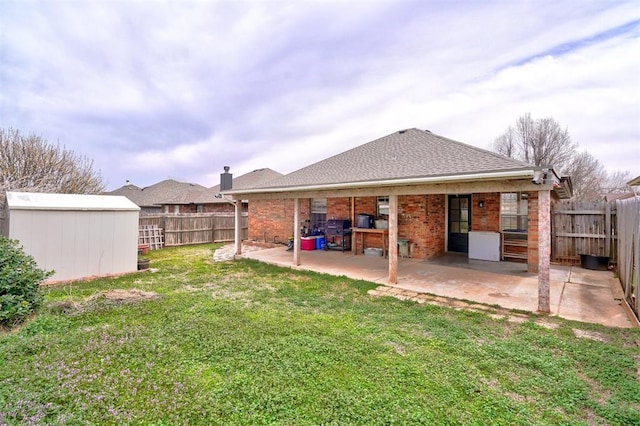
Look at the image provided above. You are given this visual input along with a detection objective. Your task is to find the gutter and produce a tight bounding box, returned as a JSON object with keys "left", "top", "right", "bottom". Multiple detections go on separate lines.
{"left": 224, "top": 169, "right": 537, "bottom": 196}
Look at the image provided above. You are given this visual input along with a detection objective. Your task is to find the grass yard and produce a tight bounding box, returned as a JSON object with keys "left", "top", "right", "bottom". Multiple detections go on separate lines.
{"left": 1, "top": 244, "right": 639, "bottom": 425}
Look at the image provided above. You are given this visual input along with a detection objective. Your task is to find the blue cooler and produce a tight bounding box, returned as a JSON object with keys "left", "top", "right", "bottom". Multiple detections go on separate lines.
{"left": 316, "top": 236, "right": 326, "bottom": 250}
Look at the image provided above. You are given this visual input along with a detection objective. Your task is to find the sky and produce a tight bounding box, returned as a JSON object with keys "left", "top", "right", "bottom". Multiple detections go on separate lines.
{"left": 1, "top": 0, "right": 639, "bottom": 191}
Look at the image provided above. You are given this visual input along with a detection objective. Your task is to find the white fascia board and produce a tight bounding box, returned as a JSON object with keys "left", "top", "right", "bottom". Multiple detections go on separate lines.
{"left": 224, "top": 169, "right": 537, "bottom": 195}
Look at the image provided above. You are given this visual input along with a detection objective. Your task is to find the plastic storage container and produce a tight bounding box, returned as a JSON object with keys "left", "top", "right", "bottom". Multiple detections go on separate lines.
{"left": 364, "top": 247, "right": 383, "bottom": 256}
{"left": 301, "top": 237, "right": 316, "bottom": 250}
{"left": 316, "top": 236, "right": 326, "bottom": 250}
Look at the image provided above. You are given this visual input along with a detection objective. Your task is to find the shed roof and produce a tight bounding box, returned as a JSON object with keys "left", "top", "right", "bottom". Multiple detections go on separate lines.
{"left": 226, "top": 128, "right": 538, "bottom": 194}
{"left": 6, "top": 191, "right": 140, "bottom": 211}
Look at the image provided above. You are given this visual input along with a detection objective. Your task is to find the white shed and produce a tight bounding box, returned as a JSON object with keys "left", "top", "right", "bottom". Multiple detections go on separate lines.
{"left": 2, "top": 191, "right": 140, "bottom": 283}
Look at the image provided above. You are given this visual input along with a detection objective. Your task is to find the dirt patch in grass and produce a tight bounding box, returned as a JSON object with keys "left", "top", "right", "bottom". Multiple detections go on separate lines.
{"left": 572, "top": 329, "right": 608, "bottom": 342}
{"left": 91, "top": 289, "right": 158, "bottom": 302}
{"left": 49, "top": 289, "right": 159, "bottom": 314}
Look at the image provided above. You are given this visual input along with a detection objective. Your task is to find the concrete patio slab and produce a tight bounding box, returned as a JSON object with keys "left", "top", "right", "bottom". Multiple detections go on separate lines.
{"left": 235, "top": 245, "right": 636, "bottom": 328}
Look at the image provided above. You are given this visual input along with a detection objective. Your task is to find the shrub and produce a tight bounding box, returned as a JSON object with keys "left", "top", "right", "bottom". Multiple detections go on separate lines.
{"left": 0, "top": 236, "right": 52, "bottom": 327}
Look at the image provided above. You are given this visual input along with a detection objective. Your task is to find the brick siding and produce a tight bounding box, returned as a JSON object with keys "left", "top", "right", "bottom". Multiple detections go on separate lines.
{"left": 471, "top": 192, "right": 500, "bottom": 232}
{"left": 247, "top": 191, "right": 540, "bottom": 262}
{"left": 248, "top": 198, "right": 310, "bottom": 244}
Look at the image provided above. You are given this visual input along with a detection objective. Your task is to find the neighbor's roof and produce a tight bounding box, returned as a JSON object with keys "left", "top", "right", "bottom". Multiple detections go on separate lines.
{"left": 210, "top": 168, "right": 283, "bottom": 192}
{"left": 107, "top": 179, "right": 214, "bottom": 206}
{"left": 226, "top": 128, "right": 538, "bottom": 194}
{"left": 107, "top": 184, "right": 145, "bottom": 205}
{"left": 141, "top": 179, "right": 214, "bottom": 205}
{"left": 107, "top": 169, "right": 283, "bottom": 207}
{"left": 6, "top": 191, "right": 140, "bottom": 211}
{"left": 627, "top": 176, "right": 640, "bottom": 186}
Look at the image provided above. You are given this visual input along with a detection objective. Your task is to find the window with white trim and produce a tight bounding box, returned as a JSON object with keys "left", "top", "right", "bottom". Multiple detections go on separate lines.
{"left": 500, "top": 192, "right": 528, "bottom": 232}
{"left": 310, "top": 198, "right": 327, "bottom": 231}
{"left": 378, "top": 196, "right": 389, "bottom": 217}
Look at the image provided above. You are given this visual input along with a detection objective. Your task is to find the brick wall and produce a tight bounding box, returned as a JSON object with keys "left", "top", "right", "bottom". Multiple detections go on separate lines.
{"left": 411, "top": 194, "right": 446, "bottom": 258}
{"left": 471, "top": 192, "right": 500, "bottom": 232}
{"left": 353, "top": 197, "right": 377, "bottom": 217}
{"left": 247, "top": 192, "right": 508, "bottom": 260}
{"left": 248, "top": 198, "right": 310, "bottom": 243}
{"left": 327, "top": 197, "right": 351, "bottom": 219}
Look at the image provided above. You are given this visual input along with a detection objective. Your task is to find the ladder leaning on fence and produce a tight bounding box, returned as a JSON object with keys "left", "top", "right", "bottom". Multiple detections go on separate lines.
{"left": 139, "top": 225, "right": 164, "bottom": 250}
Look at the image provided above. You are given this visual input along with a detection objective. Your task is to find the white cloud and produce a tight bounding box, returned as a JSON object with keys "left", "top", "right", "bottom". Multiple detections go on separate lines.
{"left": 1, "top": 1, "right": 638, "bottom": 189}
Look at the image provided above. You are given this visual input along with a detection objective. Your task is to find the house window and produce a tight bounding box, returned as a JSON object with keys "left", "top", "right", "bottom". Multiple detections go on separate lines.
{"left": 378, "top": 196, "right": 389, "bottom": 217}
{"left": 500, "top": 192, "right": 528, "bottom": 232}
{"left": 310, "top": 198, "right": 326, "bottom": 231}
{"left": 174, "top": 205, "right": 180, "bottom": 214}
{"left": 196, "top": 205, "right": 203, "bottom": 213}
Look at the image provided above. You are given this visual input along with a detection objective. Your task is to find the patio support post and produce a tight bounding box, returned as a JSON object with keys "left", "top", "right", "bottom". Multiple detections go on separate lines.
{"left": 234, "top": 199, "right": 242, "bottom": 256}
{"left": 388, "top": 194, "right": 398, "bottom": 284}
{"left": 537, "top": 190, "right": 551, "bottom": 313}
{"left": 293, "top": 197, "right": 301, "bottom": 266}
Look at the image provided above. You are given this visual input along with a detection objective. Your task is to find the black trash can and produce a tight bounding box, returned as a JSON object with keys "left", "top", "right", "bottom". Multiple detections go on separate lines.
{"left": 579, "top": 254, "right": 609, "bottom": 271}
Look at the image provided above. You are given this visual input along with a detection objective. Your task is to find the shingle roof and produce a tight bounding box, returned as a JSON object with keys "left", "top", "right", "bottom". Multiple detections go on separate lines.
{"left": 107, "top": 169, "right": 283, "bottom": 207}
{"left": 244, "top": 128, "right": 536, "bottom": 191}
{"left": 209, "top": 168, "right": 283, "bottom": 192}
{"left": 107, "top": 184, "right": 146, "bottom": 205}
{"left": 107, "top": 179, "right": 214, "bottom": 206}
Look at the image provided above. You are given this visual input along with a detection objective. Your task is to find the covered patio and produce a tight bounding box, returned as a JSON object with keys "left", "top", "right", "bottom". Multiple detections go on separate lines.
{"left": 226, "top": 129, "right": 574, "bottom": 314}
{"left": 237, "top": 244, "right": 636, "bottom": 328}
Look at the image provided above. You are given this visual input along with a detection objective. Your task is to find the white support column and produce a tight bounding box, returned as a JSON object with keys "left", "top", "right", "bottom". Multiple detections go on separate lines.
{"left": 234, "top": 200, "right": 242, "bottom": 256}
{"left": 293, "top": 198, "right": 301, "bottom": 266}
{"left": 388, "top": 194, "right": 398, "bottom": 284}
{"left": 537, "top": 190, "right": 551, "bottom": 313}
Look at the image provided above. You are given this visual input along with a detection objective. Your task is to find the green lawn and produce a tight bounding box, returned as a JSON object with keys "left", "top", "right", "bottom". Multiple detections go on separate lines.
{"left": 1, "top": 244, "right": 639, "bottom": 425}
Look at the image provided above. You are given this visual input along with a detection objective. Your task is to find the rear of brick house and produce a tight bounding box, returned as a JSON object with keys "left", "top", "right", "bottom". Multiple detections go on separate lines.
{"left": 226, "top": 128, "right": 572, "bottom": 312}
{"left": 247, "top": 190, "right": 546, "bottom": 266}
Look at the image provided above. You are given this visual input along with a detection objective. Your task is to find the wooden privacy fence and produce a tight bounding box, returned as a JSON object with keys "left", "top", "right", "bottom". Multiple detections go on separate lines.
{"left": 616, "top": 196, "right": 639, "bottom": 319}
{"left": 139, "top": 213, "right": 248, "bottom": 247}
{"left": 551, "top": 200, "right": 617, "bottom": 265}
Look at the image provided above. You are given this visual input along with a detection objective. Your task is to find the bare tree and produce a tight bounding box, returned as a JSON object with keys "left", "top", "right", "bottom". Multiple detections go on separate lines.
{"left": 603, "top": 170, "right": 632, "bottom": 194}
{"left": 492, "top": 113, "right": 577, "bottom": 172}
{"left": 564, "top": 151, "right": 607, "bottom": 201}
{"left": 0, "top": 128, "right": 105, "bottom": 210}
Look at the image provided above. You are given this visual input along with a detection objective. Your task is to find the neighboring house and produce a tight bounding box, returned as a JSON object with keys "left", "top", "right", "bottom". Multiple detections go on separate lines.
{"left": 225, "top": 128, "right": 572, "bottom": 312}
{"left": 626, "top": 175, "right": 640, "bottom": 189}
{"left": 604, "top": 175, "right": 640, "bottom": 202}
{"left": 108, "top": 168, "right": 282, "bottom": 215}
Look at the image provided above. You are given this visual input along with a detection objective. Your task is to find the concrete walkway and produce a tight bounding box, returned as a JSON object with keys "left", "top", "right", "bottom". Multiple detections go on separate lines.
{"left": 221, "top": 244, "right": 637, "bottom": 328}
